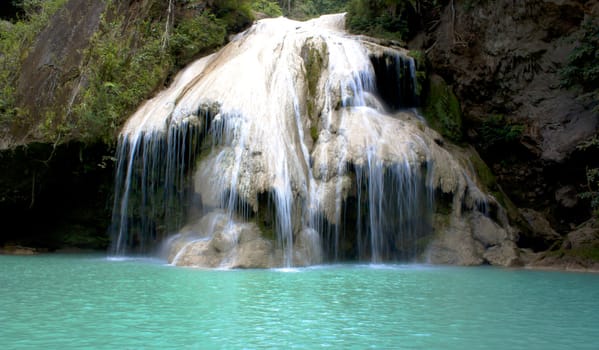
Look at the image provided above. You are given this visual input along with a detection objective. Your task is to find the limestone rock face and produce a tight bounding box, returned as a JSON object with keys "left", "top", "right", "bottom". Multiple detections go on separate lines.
{"left": 413, "top": 0, "right": 598, "bottom": 237}
{"left": 117, "top": 14, "right": 518, "bottom": 268}
{"left": 524, "top": 219, "right": 599, "bottom": 272}
{"left": 519, "top": 208, "right": 562, "bottom": 250}
{"left": 168, "top": 212, "right": 283, "bottom": 269}
{"left": 11, "top": 0, "right": 107, "bottom": 146}
{"left": 564, "top": 221, "right": 599, "bottom": 250}
{"left": 427, "top": 212, "right": 520, "bottom": 267}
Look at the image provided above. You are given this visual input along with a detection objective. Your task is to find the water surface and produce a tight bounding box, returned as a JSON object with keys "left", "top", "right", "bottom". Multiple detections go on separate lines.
{"left": 1, "top": 254, "right": 598, "bottom": 349}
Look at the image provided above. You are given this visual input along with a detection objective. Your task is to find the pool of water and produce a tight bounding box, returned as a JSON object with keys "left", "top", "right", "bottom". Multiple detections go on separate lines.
{"left": 1, "top": 254, "right": 598, "bottom": 349}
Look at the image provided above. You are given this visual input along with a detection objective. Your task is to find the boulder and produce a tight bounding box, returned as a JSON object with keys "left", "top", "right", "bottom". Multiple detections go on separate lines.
{"left": 519, "top": 208, "right": 563, "bottom": 249}
{"left": 427, "top": 212, "right": 520, "bottom": 267}
{"left": 563, "top": 220, "right": 599, "bottom": 250}
{"left": 483, "top": 241, "right": 520, "bottom": 267}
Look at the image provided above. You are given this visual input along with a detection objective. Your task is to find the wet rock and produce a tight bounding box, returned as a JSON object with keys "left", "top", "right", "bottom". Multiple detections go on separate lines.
{"left": 168, "top": 213, "right": 281, "bottom": 268}
{"left": 519, "top": 208, "right": 562, "bottom": 249}
{"left": 426, "top": 214, "right": 484, "bottom": 266}
{"left": 0, "top": 245, "right": 38, "bottom": 255}
{"left": 564, "top": 220, "right": 599, "bottom": 250}
{"left": 427, "top": 211, "right": 520, "bottom": 267}
{"left": 412, "top": 0, "right": 598, "bottom": 235}
{"left": 235, "top": 239, "right": 277, "bottom": 269}
{"left": 483, "top": 241, "right": 520, "bottom": 267}
{"left": 555, "top": 185, "right": 579, "bottom": 209}
{"left": 526, "top": 219, "right": 599, "bottom": 272}
{"left": 472, "top": 213, "right": 508, "bottom": 247}
{"left": 14, "top": 0, "right": 107, "bottom": 143}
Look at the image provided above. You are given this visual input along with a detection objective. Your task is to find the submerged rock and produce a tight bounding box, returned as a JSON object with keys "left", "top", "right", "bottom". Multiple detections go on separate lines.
{"left": 0, "top": 245, "right": 38, "bottom": 255}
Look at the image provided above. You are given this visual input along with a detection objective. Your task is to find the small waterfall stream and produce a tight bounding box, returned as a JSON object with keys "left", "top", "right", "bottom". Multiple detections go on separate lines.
{"left": 109, "top": 14, "right": 492, "bottom": 268}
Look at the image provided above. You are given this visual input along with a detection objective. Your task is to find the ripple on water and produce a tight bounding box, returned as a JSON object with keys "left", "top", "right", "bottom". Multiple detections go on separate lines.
{"left": 1, "top": 255, "right": 598, "bottom": 349}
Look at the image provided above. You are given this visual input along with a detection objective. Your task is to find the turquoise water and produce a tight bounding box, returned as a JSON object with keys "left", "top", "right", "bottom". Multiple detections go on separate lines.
{"left": 1, "top": 255, "right": 598, "bottom": 349}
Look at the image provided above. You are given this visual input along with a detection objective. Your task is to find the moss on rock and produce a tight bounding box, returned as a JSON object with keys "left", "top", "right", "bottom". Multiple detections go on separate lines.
{"left": 422, "top": 75, "right": 463, "bottom": 142}
{"left": 469, "top": 153, "right": 497, "bottom": 191}
{"left": 301, "top": 40, "right": 327, "bottom": 119}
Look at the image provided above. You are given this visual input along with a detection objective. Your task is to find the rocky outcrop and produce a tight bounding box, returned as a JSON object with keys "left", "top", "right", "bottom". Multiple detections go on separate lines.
{"left": 410, "top": 0, "right": 599, "bottom": 250}
{"left": 524, "top": 218, "right": 599, "bottom": 271}
{"left": 0, "top": 245, "right": 40, "bottom": 255}
{"left": 7, "top": 0, "right": 107, "bottom": 146}
{"left": 167, "top": 212, "right": 282, "bottom": 268}
{"left": 519, "top": 208, "right": 562, "bottom": 248}
{"left": 427, "top": 210, "right": 521, "bottom": 267}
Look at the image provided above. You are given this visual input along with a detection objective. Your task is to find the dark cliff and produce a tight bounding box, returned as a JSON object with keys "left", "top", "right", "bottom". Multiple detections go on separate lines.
{"left": 409, "top": 0, "right": 598, "bottom": 267}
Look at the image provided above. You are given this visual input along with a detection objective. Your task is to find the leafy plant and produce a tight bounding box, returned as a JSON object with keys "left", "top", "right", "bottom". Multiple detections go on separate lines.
{"left": 169, "top": 12, "right": 227, "bottom": 65}
{"left": 274, "top": 0, "right": 348, "bottom": 19}
{"left": 560, "top": 18, "right": 599, "bottom": 112}
{"left": 580, "top": 167, "right": 599, "bottom": 217}
{"left": 252, "top": 0, "right": 283, "bottom": 17}
{"left": 1, "top": 0, "right": 255, "bottom": 145}
{"left": 478, "top": 114, "right": 523, "bottom": 151}
{"left": 69, "top": 0, "right": 249, "bottom": 144}
{"left": 346, "top": 0, "right": 410, "bottom": 40}
{"left": 0, "top": 0, "right": 68, "bottom": 128}
{"left": 578, "top": 137, "right": 599, "bottom": 217}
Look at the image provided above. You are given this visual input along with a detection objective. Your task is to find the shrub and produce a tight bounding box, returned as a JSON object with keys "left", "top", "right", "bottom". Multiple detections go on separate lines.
{"left": 251, "top": 0, "right": 283, "bottom": 17}
{"left": 560, "top": 18, "right": 599, "bottom": 112}
{"left": 578, "top": 137, "right": 599, "bottom": 217}
{"left": 346, "top": 0, "right": 410, "bottom": 40}
{"left": 0, "top": 0, "right": 68, "bottom": 127}
{"left": 170, "top": 12, "right": 227, "bottom": 65}
{"left": 478, "top": 114, "right": 523, "bottom": 151}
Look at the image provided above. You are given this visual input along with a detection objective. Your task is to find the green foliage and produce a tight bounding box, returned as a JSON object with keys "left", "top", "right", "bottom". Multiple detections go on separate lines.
{"left": 560, "top": 18, "right": 599, "bottom": 112}
{"left": 170, "top": 12, "right": 227, "bottom": 65}
{"left": 0, "top": 0, "right": 67, "bottom": 127}
{"left": 346, "top": 0, "right": 410, "bottom": 40}
{"left": 566, "top": 246, "right": 599, "bottom": 261}
{"left": 213, "top": 0, "right": 254, "bottom": 32}
{"left": 252, "top": 0, "right": 283, "bottom": 17}
{"left": 70, "top": 0, "right": 245, "bottom": 143}
{"left": 422, "top": 76, "right": 463, "bottom": 142}
{"left": 580, "top": 167, "right": 599, "bottom": 217}
{"left": 1, "top": 0, "right": 252, "bottom": 144}
{"left": 551, "top": 244, "right": 599, "bottom": 262}
{"left": 478, "top": 114, "right": 523, "bottom": 151}
{"left": 310, "top": 0, "right": 349, "bottom": 14}
{"left": 277, "top": 0, "right": 348, "bottom": 20}
{"left": 578, "top": 137, "right": 599, "bottom": 217}
{"left": 345, "top": 0, "right": 447, "bottom": 40}
{"left": 75, "top": 6, "right": 229, "bottom": 143}
{"left": 73, "top": 11, "right": 172, "bottom": 143}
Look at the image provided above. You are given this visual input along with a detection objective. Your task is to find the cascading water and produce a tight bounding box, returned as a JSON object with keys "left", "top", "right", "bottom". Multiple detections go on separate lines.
{"left": 109, "top": 13, "right": 495, "bottom": 268}
{"left": 110, "top": 118, "right": 202, "bottom": 255}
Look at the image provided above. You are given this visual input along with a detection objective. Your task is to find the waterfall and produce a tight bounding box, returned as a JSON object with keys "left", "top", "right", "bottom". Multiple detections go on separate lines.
{"left": 109, "top": 14, "right": 490, "bottom": 268}
{"left": 109, "top": 118, "right": 202, "bottom": 255}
